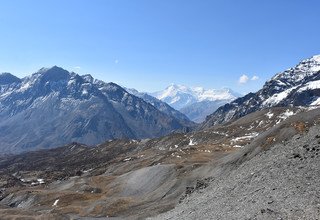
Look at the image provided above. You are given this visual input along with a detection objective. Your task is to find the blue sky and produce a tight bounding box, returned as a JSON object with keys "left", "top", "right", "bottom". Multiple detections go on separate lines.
{"left": 0, "top": 0, "right": 319, "bottom": 94}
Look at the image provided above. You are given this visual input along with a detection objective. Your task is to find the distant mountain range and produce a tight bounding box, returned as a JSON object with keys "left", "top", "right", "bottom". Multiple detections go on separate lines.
{"left": 151, "top": 84, "right": 240, "bottom": 122}
{"left": 0, "top": 66, "right": 194, "bottom": 154}
{"left": 202, "top": 55, "right": 320, "bottom": 128}
{"left": 125, "top": 88, "right": 191, "bottom": 123}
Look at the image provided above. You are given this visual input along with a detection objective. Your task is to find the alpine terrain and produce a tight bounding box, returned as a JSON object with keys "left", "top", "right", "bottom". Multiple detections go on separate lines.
{"left": 0, "top": 55, "right": 320, "bottom": 219}
{"left": 202, "top": 55, "right": 320, "bottom": 128}
{"left": 0, "top": 66, "right": 194, "bottom": 154}
{"left": 125, "top": 88, "right": 192, "bottom": 124}
{"left": 152, "top": 84, "right": 240, "bottom": 122}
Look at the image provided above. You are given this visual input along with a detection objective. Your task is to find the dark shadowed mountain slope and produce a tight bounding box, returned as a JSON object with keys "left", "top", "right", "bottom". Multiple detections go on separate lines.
{"left": 0, "top": 73, "right": 21, "bottom": 85}
{"left": 202, "top": 55, "right": 320, "bottom": 128}
{"left": 0, "top": 66, "right": 193, "bottom": 154}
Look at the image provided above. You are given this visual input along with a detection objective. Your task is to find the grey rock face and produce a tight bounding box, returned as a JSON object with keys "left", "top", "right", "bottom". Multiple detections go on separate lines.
{"left": 0, "top": 67, "right": 193, "bottom": 154}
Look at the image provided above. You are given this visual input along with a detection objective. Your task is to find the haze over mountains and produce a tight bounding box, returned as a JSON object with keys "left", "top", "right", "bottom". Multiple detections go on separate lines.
{"left": 0, "top": 67, "right": 194, "bottom": 154}
{"left": 125, "top": 87, "right": 191, "bottom": 123}
{"left": 151, "top": 84, "right": 240, "bottom": 122}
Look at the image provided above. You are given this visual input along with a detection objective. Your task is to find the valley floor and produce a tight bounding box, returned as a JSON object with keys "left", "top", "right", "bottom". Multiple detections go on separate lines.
{"left": 0, "top": 107, "right": 319, "bottom": 219}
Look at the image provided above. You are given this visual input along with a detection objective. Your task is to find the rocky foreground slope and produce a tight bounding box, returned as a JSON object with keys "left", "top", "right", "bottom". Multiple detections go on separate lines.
{"left": 0, "top": 106, "right": 318, "bottom": 219}
{"left": 152, "top": 110, "right": 320, "bottom": 220}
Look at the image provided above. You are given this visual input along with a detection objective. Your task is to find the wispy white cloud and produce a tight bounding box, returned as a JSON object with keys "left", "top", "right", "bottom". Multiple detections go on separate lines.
{"left": 239, "top": 74, "right": 249, "bottom": 84}
{"left": 251, "top": 75, "right": 259, "bottom": 81}
{"left": 73, "top": 66, "right": 81, "bottom": 70}
{"left": 114, "top": 59, "right": 119, "bottom": 64}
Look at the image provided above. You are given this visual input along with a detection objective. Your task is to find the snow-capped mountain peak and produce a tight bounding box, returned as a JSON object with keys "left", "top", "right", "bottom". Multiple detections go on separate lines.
{"left": 151, "top": 84, "right": 240, "bottom": 122}
{"left": 0, "top": 67, "right": 195, "bottom": 153}
{"left": 193, "top": 87, "right": 239, "bottom": 102}
{"left": 157, "top": 84, "right": 190, "bottom": 100}
{"left": 153, "top": 84, "right": 239, "bottom": 108}
{"left": 270, "top": 54, "right": 320, "bottom": 84}
{"left": 202, "top": 54, "right": 320, "bottom": 127}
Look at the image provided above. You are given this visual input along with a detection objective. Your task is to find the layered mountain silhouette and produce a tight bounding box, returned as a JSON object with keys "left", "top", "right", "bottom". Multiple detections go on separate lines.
{"left": 125, "top": 88, "right": 192, "bottom": 123}
{"left": 0, "top": 66, "right": 194, "bottom": 154}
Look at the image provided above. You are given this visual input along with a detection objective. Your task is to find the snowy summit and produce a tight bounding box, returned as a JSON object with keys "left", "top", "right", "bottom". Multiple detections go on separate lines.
{"left": 150, "top": 84, "right": 240, "bottom": 122}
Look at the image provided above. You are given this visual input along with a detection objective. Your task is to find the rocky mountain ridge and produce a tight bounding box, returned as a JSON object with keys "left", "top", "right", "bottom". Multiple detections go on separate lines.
{"left": 202, "top": 55, "right": 320, "bottom": 128}
{"left": 0, "top": 66, "right": 194, "bottom": 154}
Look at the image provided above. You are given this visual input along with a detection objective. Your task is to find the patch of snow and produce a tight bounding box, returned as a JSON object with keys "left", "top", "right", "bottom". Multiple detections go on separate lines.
{"left": 52, "top": 199, "right": 59, "bottom": 207}
{"left": 265, "top": 111, "right": 274, "bottom": 119}
{"left": 233, "top": 145, "right": 243, "bottom": 148}
{"left": 37, "top": 179, "right": 45, "bottom": 184}
{"left": 0, "top": 91, "right": 13, "bottom": 98}
{"left": 67, "top": 78, "right": 76, "bottom": 86}
{"left": 83, "top": 168, "right": 93, "bottom": 173}
{"left": 311, "top": 97, "right": 320, "bottom": 106}
{"left": 188, "top": 139, "right": 197, "bottom": 146}
{"left": 123, "top": 157, "right": 132, "bottom": 162}
{"left": 231, "top": 132, "right": 259, "bottom": 143}
{"left": 130, "top": 139, "right": 138, "bottom": 143}
{"left": 298, "top": 80, "right": 320, "bottom": 92}
{"left": 312, "top": 55, "right": 320, "bottom": 63}
{"left": 212, "top": 131, "right": 229, "bottom": 136}
{"left": 310, "top": 66, "right": 320, "bottom": 72}
{"left": 263, "top": 86, "right": 298, "bottom": 106}
{"left": 257, "top": 121, "right": 264, "bottom": 127}
{"left": 248, "top": 125, "right": 254, "bottom": 130}
{"left": 82, "top": 89, "right": 88, "bottom": 95}
{"left": 170, "top": 152, "right": 181, "bottom": 158}
{"left": 278, "top": 109, "right": 295, "bottom": 120}
{"left": 18, "top": 82, "right": 32, "bottom": 92}
{"left": 276, "top": 80, "right": 287, "bottom": 86}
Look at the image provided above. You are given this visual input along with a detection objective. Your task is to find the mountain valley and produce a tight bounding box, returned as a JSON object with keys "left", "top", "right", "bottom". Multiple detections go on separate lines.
{"left": 0, "top": 55, "right": 320, "bottom": 219}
